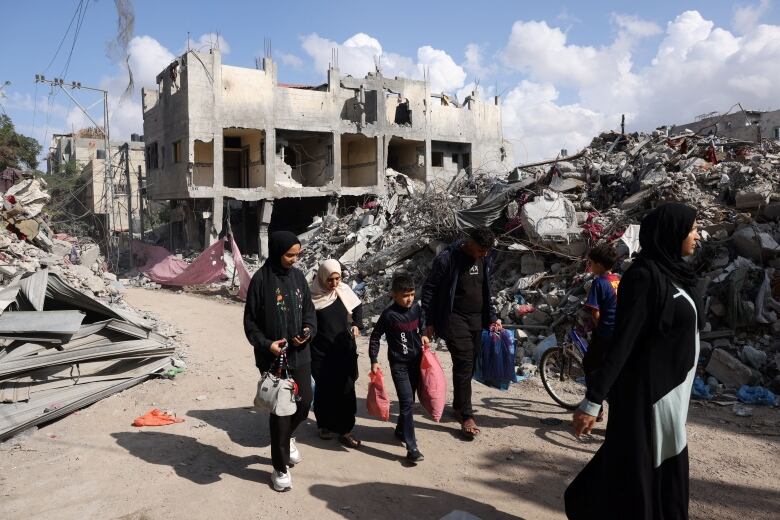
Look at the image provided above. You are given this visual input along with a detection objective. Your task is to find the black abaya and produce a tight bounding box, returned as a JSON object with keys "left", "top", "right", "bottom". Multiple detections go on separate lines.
{"left": 311, "top": 299, "right": 362, "bottom": 435}
{"left": 566, "top": 203, "right": 700, "bottom": 520}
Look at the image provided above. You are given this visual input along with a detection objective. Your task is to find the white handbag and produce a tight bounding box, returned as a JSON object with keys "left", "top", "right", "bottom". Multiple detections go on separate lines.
{"left": 254, "top": 355, "right": 297, "bottom": 416}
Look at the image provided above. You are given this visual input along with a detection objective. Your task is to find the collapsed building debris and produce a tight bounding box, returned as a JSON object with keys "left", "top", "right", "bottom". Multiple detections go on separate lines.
{"left": 0, "top": 178, "right": 181, "bottom": 441}
{"left": 124, "top": 125, "right": 779, "bottom": 403}
{"left": 290, "top": 129, "right": 780, "bottom": 398}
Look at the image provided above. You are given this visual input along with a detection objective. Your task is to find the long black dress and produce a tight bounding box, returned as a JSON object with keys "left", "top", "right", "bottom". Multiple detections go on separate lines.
{"left": 311, "top": 299, "right": 363, "bottom": 435}
{"left": 565, "top": 264, "right": 699, "bottom": 520}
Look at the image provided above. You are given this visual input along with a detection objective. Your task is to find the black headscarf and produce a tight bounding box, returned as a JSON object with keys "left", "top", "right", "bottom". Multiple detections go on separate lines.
{"left": 634, "top": 203, "right": 704, "bottom": 332}
{"left": 266, "top": 231, "right": 301, "bottom": 273}
{"left": 260, "top": 231, "right": 303, "bottom": 343}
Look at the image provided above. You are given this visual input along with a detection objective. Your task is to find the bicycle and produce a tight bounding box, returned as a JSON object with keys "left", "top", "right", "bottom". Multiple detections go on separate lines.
{"left": 539, "top": 320, "right": 589, "bottom": 410}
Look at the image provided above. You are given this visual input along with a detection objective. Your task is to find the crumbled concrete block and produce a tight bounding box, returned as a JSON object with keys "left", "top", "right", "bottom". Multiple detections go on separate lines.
{"left": 338, "top": 241, "right": 369, "bottom": 266}
{"left": 705, "top": 348, "right": 754, "bottom": 388}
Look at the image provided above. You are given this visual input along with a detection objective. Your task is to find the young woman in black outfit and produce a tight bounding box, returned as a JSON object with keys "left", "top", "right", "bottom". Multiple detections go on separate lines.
{"left": 565, "top": 203, "right": 702, "bottom": 520}
{"left": 309, "top": 259, "right": 364, "bottom": 448}
{"left": 244, "top": 231, "right": 317, "bottom": 492}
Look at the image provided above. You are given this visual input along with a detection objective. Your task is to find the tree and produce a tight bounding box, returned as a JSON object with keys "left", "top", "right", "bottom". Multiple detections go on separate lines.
{"left": 0, "top": 114, "right": 41, "bottom": 171}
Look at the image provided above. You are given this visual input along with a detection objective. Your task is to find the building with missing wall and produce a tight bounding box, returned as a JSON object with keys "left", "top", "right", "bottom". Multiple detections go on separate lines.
{"left": 142, "top": 48, "right": 513, "bottom": 256}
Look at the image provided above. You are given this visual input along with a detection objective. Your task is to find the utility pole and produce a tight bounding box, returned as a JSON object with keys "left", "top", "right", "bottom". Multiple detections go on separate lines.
{"left": 137, "top": 165, "right": 145, "bottom": 241}
{"left": 621, "top": 114, "right": 626, "bottom": 135}
{"left": 35, "top": 74, "right": 118, "bottom": 269}
{"left": 122, "top": 143, "right": 134, "bottom": 270}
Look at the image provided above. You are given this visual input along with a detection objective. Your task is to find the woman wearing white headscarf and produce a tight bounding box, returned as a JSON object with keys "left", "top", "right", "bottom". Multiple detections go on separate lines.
{"left": 309, "top": 259, "right": 364, "bottom": 447}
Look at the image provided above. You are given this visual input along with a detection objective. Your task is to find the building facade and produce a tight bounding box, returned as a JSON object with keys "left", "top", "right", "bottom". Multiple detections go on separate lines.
{"left": 48, "top": 134, "right": 146, "bottom": 233}
{"left": 670, "top": 109, "right": 780, "bottom": 142}
{"left": 142, "top": 48, "right": 513, "bottom": 254}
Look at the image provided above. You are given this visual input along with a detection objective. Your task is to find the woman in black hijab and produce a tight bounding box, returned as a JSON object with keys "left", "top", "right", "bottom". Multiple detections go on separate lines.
{"left": 244, "top": 231, "right": 317, "bottom": 492}
{"left": 565, "top": 203, "right": 701, "bottom": 520}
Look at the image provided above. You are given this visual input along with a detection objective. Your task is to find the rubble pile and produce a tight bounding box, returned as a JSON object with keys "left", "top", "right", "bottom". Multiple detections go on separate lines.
{"left": 296, "top": 130, "right": 780, "bottom": 397}
{"left": 1, "top": 178, "right": 126, "bottom": 300}
{"left": 0, "top": 177, "right": 181, "bottom": 441}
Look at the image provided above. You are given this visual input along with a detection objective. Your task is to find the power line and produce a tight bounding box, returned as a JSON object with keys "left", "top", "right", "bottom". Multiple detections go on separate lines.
{"left": 34, "top": 0, "right": 85, "bottom": 139}
{"left": 60, "top": 0, "right": 90, "bottom": 79}
{"left": 44, "top": 1, "right": 83, "bottom": 74}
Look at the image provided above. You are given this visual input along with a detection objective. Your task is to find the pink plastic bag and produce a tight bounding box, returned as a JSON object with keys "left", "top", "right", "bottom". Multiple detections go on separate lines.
{"left": 367, "top": 368, "right": 390, "bottom": 421}
{"left": 418, "top": 344, "right": 446, "bottom": 422}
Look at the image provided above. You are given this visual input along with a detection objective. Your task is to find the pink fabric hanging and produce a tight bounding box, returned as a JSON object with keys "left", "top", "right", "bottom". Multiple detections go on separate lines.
{"left": 228, "top": 235, "right": 252, "bottom": 301}
{"left": 133, "top": 240, "right": 227, "bottom": 286}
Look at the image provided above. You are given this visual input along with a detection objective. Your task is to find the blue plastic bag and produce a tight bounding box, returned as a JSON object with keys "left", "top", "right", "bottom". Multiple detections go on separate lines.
{"left": 476, "top": 330, "right": 517, "bottom": 390}
{"left": 691, "top": 376, "right": 713, "bottom": 400}
{"left": 736, "top": 385, "right": 776, "bottom": 406}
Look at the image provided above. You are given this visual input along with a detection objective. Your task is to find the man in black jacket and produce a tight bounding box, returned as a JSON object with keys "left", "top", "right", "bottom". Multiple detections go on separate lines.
{"left": 421, "top": 227, "right": 501, "bottom": 439}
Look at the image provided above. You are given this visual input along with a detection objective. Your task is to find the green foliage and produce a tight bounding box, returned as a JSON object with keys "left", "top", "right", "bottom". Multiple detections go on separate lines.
{"left": 0, "top": 114, "right": 41, "bottom": 171}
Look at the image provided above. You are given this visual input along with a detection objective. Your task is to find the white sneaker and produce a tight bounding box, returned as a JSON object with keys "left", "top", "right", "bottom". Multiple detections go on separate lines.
{"left": 272, "top": 469, "right": 292, "bottom": 492}
{"left": 289, "top": 437, "right": 302, "bottom": 465}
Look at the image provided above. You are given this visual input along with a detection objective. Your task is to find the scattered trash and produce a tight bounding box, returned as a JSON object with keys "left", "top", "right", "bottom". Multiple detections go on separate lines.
{"left": 732, "top": 404, "right": 754, "bottom": 417}
{"left": 736, "top": 385, "right": 777, "bottom": 406}
{"left": 132, "top": 409, "right": 184, "bottom": 427}
{"left": 691, "top": 376, "right": 714, "bottom": 400}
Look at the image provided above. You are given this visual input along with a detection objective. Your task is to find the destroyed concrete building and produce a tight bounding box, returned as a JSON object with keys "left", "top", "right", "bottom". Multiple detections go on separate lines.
{"left": 141, "top": 49, "right": 513, "bottom": 255}
{"left": 47, "top": 133, "right": 147, "bottom": 233}
{"left": 670, "top": 108, "right": 780, "bottom": 142}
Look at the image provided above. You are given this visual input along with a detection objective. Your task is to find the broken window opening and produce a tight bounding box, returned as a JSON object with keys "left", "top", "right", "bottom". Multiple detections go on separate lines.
{"left": 146, "top": 142, "right": 159, "bottom": 169}
{"left": 173, "top": 141, "right": 182, "bottom": 163}
{"left": 222, "top": 128, "right": 266, "bottom": 188}
{"left": 342, "top": 133, "right": 378, "bottom": 187}
{"left": 193, "top": 139, "right": 214, "bottom": 187}
{"left": 341, "top": 88, "right": 378, "bottom": 125}
{"left": 394, "top": 98, "right": 412, "bottom": 125}
{"left": 431, "top": 140, "right": 471, "bottom": 180}
{"left": 275, "top": 129, "right": 334, "bottom": 188}
{"left": 387, "top": 137, "right": 425, "bottom": 181}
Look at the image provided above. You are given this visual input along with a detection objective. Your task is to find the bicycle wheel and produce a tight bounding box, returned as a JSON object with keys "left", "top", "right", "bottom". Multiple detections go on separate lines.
{"left": 540, "top": 345, "right": 587, "bottom": 410}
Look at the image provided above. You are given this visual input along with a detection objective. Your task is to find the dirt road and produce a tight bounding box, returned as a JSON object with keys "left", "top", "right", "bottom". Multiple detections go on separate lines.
{"left": 1, "top": 289, "right": 778, "bottom": 519}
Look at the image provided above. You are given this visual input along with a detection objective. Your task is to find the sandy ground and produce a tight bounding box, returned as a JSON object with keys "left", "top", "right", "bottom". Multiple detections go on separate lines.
{"left": 1, "top": 288, "right": 778, "bottom": 520}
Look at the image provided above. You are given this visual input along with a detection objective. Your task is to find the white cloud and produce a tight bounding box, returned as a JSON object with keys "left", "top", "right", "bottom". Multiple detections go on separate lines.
{"left": 300, "top": 32, "right": 466, "bottom": 94}
{"left": 279, "top": 52, "right": 304, "bottom": 70}
{"left": 463, "top": 43, "right": 496, "bottom": 78}
{"left": 501, "top": 81, "right": 608, "bottom": 163}
{"left": 733, "top": 0, "right": 772, "bottom": 34}
{"left": 64, "top": 33, "right": 215, "bottom": 140}
{"left": 496, "top": 10, "right": 780, "bottom": 160}
{"left": 186, "top": 32, "right": 230, "bottom": 55}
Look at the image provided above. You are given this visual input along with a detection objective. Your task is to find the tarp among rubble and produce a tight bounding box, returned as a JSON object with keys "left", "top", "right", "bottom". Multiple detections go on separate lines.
{"left": 133, "top": 238, "right": 252, "bottom": 300}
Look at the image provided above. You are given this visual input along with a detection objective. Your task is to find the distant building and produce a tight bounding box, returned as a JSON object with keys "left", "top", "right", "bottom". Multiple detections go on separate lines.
{"left": 670, "top": 108, "right": 780, "bottom": 142}
{"left": 47, "top": 133, "right": 146, "bottom": 233}
{"left": 141, "top": 48, "right": 513, "bottom": 254}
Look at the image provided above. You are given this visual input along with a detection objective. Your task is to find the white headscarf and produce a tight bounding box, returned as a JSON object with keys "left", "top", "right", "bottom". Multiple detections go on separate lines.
{"left": 310, "top": 259, "right": 362, "bottom": 312}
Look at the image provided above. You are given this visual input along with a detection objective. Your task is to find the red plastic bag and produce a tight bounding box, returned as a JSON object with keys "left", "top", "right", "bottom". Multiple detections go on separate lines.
{"left": 418, "top": 345, "right": 446, "bottom": 422}
{"left": 366, "top": 368, "right": 390, "bottom": 421}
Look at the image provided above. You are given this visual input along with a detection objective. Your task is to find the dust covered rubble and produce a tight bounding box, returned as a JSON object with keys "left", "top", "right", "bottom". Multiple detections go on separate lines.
{"left": 294, "top": 130, "right": 780, "bottom": 395}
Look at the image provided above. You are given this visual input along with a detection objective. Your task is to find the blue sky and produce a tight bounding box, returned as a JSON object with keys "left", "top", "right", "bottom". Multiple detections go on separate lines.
{"left": 2, "top": 0, "right": 779, "bottom": 163}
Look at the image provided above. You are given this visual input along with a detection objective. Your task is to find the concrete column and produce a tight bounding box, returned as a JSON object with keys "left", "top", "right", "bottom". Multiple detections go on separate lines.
{"left": 211, "top": 196, "right": 223, "bottom": 244}
{"left": 327, "top": 195, "right": 339, "bottom": 217}
{"left": 265, "top": 127, "right": 276, "bottom": 189}
{"left": 213, "top": 129, "right": 224, "bottom": 191}
{"left": 257, "top": 199, "right": 274, "bottom": 260}
{"left": 332, "top": 131, "right": 342, "bottom": 188}
{"left": 376, "top": 136, "right": 385, "bottom": 191}
{"left": 424, "top": 138, "right": 432, "bottom": 184}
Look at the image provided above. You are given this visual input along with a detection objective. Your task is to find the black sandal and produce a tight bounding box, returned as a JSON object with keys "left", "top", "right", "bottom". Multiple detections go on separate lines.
{"left": 339, "top": 433, "right": 362, "bottom": 448}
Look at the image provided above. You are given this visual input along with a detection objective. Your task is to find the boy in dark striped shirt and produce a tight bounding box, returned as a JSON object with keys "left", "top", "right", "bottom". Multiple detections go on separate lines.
{"left": 369, "top": 273, "right": 429, "bottom": 463}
